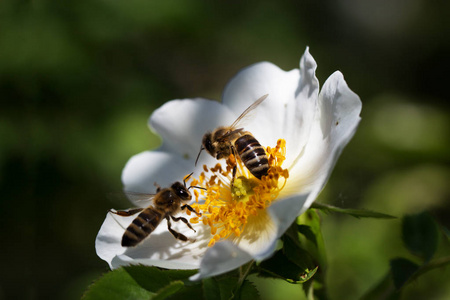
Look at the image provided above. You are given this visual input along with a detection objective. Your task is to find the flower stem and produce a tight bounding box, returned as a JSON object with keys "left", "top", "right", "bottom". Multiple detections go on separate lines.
{"left": 233, "top": 260, "right": 255, "bottom": 298}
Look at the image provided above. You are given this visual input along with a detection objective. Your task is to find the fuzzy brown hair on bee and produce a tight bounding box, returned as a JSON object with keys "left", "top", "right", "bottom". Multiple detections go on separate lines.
{"left": 196, "top": 94, "right": 269, "bottom": 180}
{"left": 110, "top": 173, "right": 203, "bottom": 247}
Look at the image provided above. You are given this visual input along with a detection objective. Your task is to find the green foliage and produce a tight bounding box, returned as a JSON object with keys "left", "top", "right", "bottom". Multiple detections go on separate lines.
{"left": 402, "top": 212, "right": 439, "bottom": 262}
{"left": 83, "top": 267, "right": 156, "bottom": 300}
{"left": 390, "top": 258, "right": 420, "bottom": 290}
{"left": 312, "top": 202, "right": 396, "bottom": 219}
{"left": 152, "top": 281, "right": 185, "bottom": 300}
{"left": 298, "top": 210, "right": 327, "bottom": 268}
{"left": 360, "top": 273, "right": 401, "bottom": 300}
{"left": 257, "top": 210, "right": 325, "bottom": 286}
{"left": 258, "top": 249, "right": 315, "bottom": 283}
{"left": 203, "top": 277, "right": 260, "bottom": 300}
{"left": 362, "top": 212, "right": 450, "bottom": 299}
{"left": 83, "top": 265, "right": 263, "bottom": 300}
{"left": 83, "top": 208, "right": 450, "bottom": 299}
{"left": 83, "top": 266, "right": 195, "bottom": 300}
{"left": 254, "top": 209, "right": 326, "bottom": 299}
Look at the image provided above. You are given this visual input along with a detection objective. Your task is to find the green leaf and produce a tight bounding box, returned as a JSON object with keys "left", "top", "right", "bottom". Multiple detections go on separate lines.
{"left": 362, "top": 257, "right": 450, "bottom": 300}
{"left": 298, "top": 266, "right": 318, "bottom": 283}
{"left": 362, "top": 256, "right": 449, "bottom": 300}
{"left": 390, "top": 258, "right": 420, "bottom": 290}
{"left": 360, "top": 273, "right": 401, "bottom": 300}
{"left": 83, "top": 266, "right": 199, "bottom": 300}
{"left": 409, "top": 255, "right": 450, "bottom": 283}
{"left": 83, "top": 267, "right": 156, "bottom": 300}
{"left": 258, "top": 249, "right": 315, "bottom": 283}
{"left": 216, "top": 277, "right": 235, "bottom": 300}
{"left": 165, "top": 284, "right": 203, "bottom": 300}
{"left": 258, "top": 211, "right": 323, "bottom": 291}
{"left": 402, "top": 212, "right": 439, "bottom": 261}
{"left": 443, "top": 226, "right": 450, "bottom": 240}
{"left": 298, "top": 210, "right": 327, "bottom": 269}
{"left": 153, "top": 281, "right": 184, "bottom": 300}
{"left": 163, "top": 269, "right": 197, "bottom": 284}
{"left": 203, "top": 277, "right": 220, "bottom": 300}
{"left": 283, "top": 234, "right": 315, "bottom": 271}
{"left": 311, "top": 202, "right": 396, "bottom": 219}
{"left": 203, "top": 277, "right": 260, "bottom": 300}
{"left": 123, "top": 265, "right": 171, "bottom": 292}
{"left": 237, "top": 279, "right": 260, "bottom": 300}
{"left": 297, "top": 225, "right": 317, "bottom": 247}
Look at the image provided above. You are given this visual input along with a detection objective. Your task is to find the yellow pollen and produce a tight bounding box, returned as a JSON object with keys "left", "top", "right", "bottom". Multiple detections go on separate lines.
{"left": 189, "top": 139, "right": 289, "bottom": 247}
{"left": 231, "top": 176, "right": 257, "bottom": 201}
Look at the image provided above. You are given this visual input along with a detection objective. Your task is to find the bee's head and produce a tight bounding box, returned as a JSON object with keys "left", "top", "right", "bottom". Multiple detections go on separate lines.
{"left": 195, "top": 134, "right": 211, "bottom": 166}
{"left": 202, "top": 132, "right": 215, "bottom": 156}
{"left": 172, "top": 181, "right": 191, "bottom": 201}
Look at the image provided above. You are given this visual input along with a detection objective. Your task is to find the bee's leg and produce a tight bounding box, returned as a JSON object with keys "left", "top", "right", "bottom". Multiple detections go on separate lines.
{"left": 228, "top": 157, "right": 237, "bottom": 187}
{"left": 166, "top": 217, "right": 193, "bottom": 242}
{"left": 230, "top": 146, "right": 237, "bottom": 186}
{"left": 109, "top": 208, "right": 143, "bottom": 217}
{"left": 171, "top": 215, "right": 196, "bottom": 233}
{"left": 181, "top": 204, "right": 202, "bottom": 217}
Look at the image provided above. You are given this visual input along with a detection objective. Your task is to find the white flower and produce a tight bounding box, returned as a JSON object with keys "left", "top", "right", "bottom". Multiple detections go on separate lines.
{"left": 95, "top": 47, "right": 362, "bottom": 280}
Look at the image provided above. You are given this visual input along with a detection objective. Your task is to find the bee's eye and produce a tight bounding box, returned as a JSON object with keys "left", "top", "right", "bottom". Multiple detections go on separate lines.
{"left": 175, "top": 185, "right": 190, "bottom": 199}
{"left": 203, "top": 135, "right": 214, "bottom": 154}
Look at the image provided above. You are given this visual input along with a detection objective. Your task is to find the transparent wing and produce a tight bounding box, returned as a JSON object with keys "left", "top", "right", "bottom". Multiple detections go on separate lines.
{"left": 229, "top": 94, "right": 268, "bottom": 130}
{"left": 122, "top": 191, "right": 156, "bottom": 206}
{"left": 219, "top": 127, "right": 245, "bottom": 141}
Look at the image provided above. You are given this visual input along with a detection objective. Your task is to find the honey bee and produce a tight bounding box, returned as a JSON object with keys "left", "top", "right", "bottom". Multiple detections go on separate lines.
{"left": 195, "top": 94, "right": 269, "bottom": 180}
{"left": 110, "top": 173, "right": 202, "bottom": 247}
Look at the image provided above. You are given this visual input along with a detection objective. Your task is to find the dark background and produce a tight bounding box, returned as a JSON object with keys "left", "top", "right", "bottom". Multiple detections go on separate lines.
{"left": 1, "top": 0, "right": 449, "bottom": 299}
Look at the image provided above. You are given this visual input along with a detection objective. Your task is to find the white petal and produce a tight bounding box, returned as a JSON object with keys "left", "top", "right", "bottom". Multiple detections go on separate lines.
{"left": 231, "top": 211, "right": 278, "bottom": 257}
{"left": 297, "top": 47, "right": 319, "bottom": 100}
{"left": 190, "top": 241, "right": 253, "bottom": 281}
{"left": 122, "top": 150, "right": 193, "bottom": 195}
{"left": 95, "top": 212, "right": 130, "bottom": 269}
{"left": 221, "top": 61, "right": 300, "bottom": 148}
{"left": 281, "top": 48, "right": 321, "bottom": 168}
{"left": 286, "top": 71, "right": 362, "bottom": 211}
{"left": 96, "top": 211, "right": 213, "bottom": 270}
{"left": 319, "top": 71, "right": 362, "bottom": 149}
{"left": 150, "top": 98, "right": 236, "bottom": 159}
{"left": 256, "top": 193, "right": 311, "bottom": 260}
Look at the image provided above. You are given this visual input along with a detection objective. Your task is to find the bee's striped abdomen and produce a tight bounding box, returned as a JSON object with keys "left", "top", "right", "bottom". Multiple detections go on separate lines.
{"left": 235, "top": 134, "right": 269, "bottom": 179}
{"left": 122, "top": 208, "right": 162, "bottom": 247}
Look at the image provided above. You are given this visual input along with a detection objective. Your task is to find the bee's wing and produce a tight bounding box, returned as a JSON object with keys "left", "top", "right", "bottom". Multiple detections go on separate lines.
{"left": 219, "top": 128, "right": 245, "bottom": 141}
{"left": 229, "top": 94, "right": 268, "bottom": 130}
{"left": 123, "top": 191, "right": 156, "bottom": 207}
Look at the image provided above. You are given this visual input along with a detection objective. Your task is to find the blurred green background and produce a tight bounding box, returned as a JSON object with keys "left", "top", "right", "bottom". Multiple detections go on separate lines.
{"left": 1, "top": 0, "right": 449, "bottom": 299}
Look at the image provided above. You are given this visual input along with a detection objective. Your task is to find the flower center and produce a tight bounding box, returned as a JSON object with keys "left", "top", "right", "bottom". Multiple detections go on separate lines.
{"left": 189, "top": 139, "right": 289, "bottom": 247}
{"left": 231, "top": 176, "right": 257, "bottom": 201}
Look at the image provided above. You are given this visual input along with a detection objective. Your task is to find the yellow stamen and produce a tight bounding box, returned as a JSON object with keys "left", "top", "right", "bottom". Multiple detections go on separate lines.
{"left": 190, "top": 139, "right": 288, "bottom": 247}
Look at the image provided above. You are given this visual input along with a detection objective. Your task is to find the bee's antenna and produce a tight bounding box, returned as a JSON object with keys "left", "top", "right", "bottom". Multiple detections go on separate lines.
{"left": 183, "top": 172, "right": 194, "bottom": 187}
{"left": 195, "top": 146, "right": 204, "bottom": 166}
{"left": 188, "top": 185, "right": 207, "bottom": 191}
